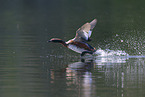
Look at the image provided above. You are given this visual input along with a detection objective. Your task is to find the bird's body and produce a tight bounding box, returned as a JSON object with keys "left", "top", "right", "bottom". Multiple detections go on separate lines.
{"left": 49, "top": 19, "right": 97, "bottom": 56}
{"left": 67, "top": 41, "right": 96, "bottom": 54}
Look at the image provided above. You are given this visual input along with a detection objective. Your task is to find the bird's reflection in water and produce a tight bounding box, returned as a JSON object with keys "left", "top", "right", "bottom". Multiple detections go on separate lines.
{"left": 65, "top": 56, "right": 129, "bottom": 97}
{"left": 49, "top": 56, "right": 130, "bottom": 97}
{"left": 68, "top": 58, "right": 94, "bottom": 71}
{"left": 66, "top": 58, "right": 95, "bottom": 97}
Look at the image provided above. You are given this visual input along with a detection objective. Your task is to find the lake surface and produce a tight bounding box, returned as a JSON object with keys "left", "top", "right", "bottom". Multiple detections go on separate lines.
{"left": 0, "top": 0, "right": 145, "bottom": 97}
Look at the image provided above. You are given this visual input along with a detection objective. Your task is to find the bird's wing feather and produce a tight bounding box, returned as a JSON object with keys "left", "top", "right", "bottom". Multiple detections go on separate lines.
{"left": 74, "top": 23, "right": 91, "bottom": 41}
{"left": 89, "top": 19, "right": 97, "bottom": 37}
{"left": 74, "top": 19, "right": 97, "bottom": 42}
{"left": 90, "top": 19, "right": 97, "bottom": 30}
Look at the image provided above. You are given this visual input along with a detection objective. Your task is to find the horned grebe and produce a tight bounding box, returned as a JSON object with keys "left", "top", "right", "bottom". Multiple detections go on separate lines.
{"left": 49, "top": 19, "right": 97, "bottom": 56}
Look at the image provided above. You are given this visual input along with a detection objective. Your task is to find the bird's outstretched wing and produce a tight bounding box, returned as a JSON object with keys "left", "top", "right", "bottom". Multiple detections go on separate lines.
{"left": 74, "top": 19, "right": 97, "bottom": 42}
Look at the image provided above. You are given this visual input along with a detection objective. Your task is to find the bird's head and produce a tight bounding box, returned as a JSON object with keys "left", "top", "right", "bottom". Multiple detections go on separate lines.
{"left": 49, "top": 38, "right": 63, "bottom": 43}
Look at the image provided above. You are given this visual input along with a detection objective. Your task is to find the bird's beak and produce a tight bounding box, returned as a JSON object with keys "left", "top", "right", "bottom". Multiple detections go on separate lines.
{"left": 48, "top": 40, "right": 52, "bottom": 42}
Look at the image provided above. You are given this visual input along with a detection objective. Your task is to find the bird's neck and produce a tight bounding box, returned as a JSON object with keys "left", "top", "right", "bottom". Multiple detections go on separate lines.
{"left": 56, "top": 40, "right": 68, "bottom": 47}
{"left": 60, "top": 41, "right": 68, "bottom": 47}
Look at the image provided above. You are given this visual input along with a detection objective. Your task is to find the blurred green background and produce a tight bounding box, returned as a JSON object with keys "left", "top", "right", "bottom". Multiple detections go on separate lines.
{"left": 0, "top": 0, "right": 145, "bottom": 97}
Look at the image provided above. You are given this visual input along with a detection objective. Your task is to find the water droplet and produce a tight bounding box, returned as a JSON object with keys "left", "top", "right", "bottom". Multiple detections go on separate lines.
{"left": 121, "top": 40, "right": 123, "bottom": 42}
{"left": 116, "top": 34, "right": 119, "bottom": 36}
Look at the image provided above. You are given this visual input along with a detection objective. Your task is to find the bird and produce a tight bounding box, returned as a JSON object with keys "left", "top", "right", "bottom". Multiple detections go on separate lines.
{"left": 49, "top": 19, "right": 97, "bottom": 56}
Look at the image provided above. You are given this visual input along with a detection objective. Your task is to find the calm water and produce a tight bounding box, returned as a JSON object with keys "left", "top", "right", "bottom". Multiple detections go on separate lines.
{"left": 0, "top": 0, "right": 145, "bottom": 97}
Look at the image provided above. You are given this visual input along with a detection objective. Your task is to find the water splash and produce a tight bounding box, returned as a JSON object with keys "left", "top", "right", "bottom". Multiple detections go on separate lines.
{"left": 94, "top": 48, "right": 129, "bottom": 57}
{"left": 107, "top": 30, "right": 145, "bottom": 56}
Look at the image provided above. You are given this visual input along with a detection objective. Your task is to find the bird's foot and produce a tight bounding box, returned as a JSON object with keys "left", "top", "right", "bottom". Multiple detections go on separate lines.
{"left": 81, "top": 51, "right": 93, "bottom": 56}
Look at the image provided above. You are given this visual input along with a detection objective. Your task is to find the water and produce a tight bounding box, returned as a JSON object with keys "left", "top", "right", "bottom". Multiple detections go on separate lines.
{"left": 0, "top": 0, "right": 145, "bottom": 97}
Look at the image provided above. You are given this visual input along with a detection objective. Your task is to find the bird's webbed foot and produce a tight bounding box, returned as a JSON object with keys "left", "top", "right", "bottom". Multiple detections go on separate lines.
{"left": 81, "top": 51, "right": 93, "bottom": 56}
